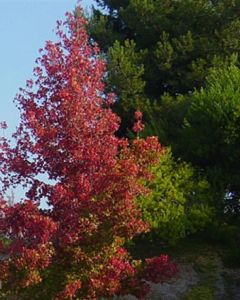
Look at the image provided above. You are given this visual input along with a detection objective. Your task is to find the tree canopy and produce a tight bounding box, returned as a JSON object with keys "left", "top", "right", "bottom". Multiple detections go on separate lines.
{"left": 89, "top": 0, "right": 240, "bottom": 210}
{"left": 0, "top": 9, "right": 161, "bottom": 299}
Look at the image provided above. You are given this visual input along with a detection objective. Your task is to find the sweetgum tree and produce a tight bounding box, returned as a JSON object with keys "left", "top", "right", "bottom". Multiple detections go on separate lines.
{"left": 0, "top": 8, "right": 161, "bottom": 300}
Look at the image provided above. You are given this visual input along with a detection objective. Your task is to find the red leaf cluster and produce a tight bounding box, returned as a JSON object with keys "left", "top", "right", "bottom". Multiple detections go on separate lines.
{"left": 141, "top": 255, "right": 179, "bottom": 283}
{"left": 119, "top": 254, "right": 178, "bottom": 299}
{"left": 133, "top": 110, "right": 145, "bottom": 133}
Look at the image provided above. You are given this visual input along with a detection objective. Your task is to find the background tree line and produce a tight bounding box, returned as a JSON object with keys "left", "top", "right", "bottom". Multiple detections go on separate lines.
{"left": 87, "top": 0, "right": 240, "bottom": 242}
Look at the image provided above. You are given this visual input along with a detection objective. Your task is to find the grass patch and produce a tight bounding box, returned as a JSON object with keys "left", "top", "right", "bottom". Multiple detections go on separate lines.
{"left": 184, "top": 286, "right": 214, "bottom": 300}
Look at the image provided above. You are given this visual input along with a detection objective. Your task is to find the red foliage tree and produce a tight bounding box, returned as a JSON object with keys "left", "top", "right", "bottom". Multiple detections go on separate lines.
{"left": 0, "top": 8, "right": 162, "bottom": 300}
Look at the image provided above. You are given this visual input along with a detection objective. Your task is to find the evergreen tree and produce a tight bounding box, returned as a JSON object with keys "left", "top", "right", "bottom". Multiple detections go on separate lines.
{"left": 89, "top": 0, "right": 240, "bottom": 213}
{"left": 89, "top": 0, "right": 240, "bottom": 137}
{"left": 178, "top": 65, "right": 240, "bottom": 213}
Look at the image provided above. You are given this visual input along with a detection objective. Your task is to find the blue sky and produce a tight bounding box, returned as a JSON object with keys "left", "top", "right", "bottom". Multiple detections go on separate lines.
{"left": 0, "top": 0, "right": 95, "bottom": 202}
{"left": 0, "top": 0, "right": 95, "bottom": 138}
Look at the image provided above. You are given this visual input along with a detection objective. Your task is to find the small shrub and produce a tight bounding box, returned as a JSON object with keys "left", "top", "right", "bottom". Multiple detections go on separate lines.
{"left": 141, "top": 254, "right": 178, "bottom": 283}
{"left": 138, "top": 149, "right": 214, "bottom": 244}
{"left": 119, "top": 254, "right": 178, "bottom": 299}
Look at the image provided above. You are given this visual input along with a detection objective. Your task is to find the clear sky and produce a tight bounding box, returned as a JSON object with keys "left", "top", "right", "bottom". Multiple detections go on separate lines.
{"left": 0, "top": 0, "right": 95, "bottom": 203}
{"left": 0, "top": 0, "right": 95, "bottom": 138}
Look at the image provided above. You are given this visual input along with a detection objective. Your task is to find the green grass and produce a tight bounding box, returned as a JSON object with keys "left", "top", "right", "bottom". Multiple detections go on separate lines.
{"left": 184, "top": 286, "right": 214, "bottom": 300}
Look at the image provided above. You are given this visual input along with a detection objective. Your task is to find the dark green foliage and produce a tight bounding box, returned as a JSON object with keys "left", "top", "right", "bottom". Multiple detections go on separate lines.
{"left": 88, "top": 1, "right": 240, "bottom": 223}
{"left": 178, "top": 65, "right": 240, "bottom": 211}
{"left": 89, "top": 0, "right": 240, "bottom": 134}
{"left": 106, "top": 40, "right": 149, "bottom": 133}
{"left": 141, "top": 92, "right": 191, "bottom": 147}
{"left": 137, "top": 149, "right": 214, "bottom": 244}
